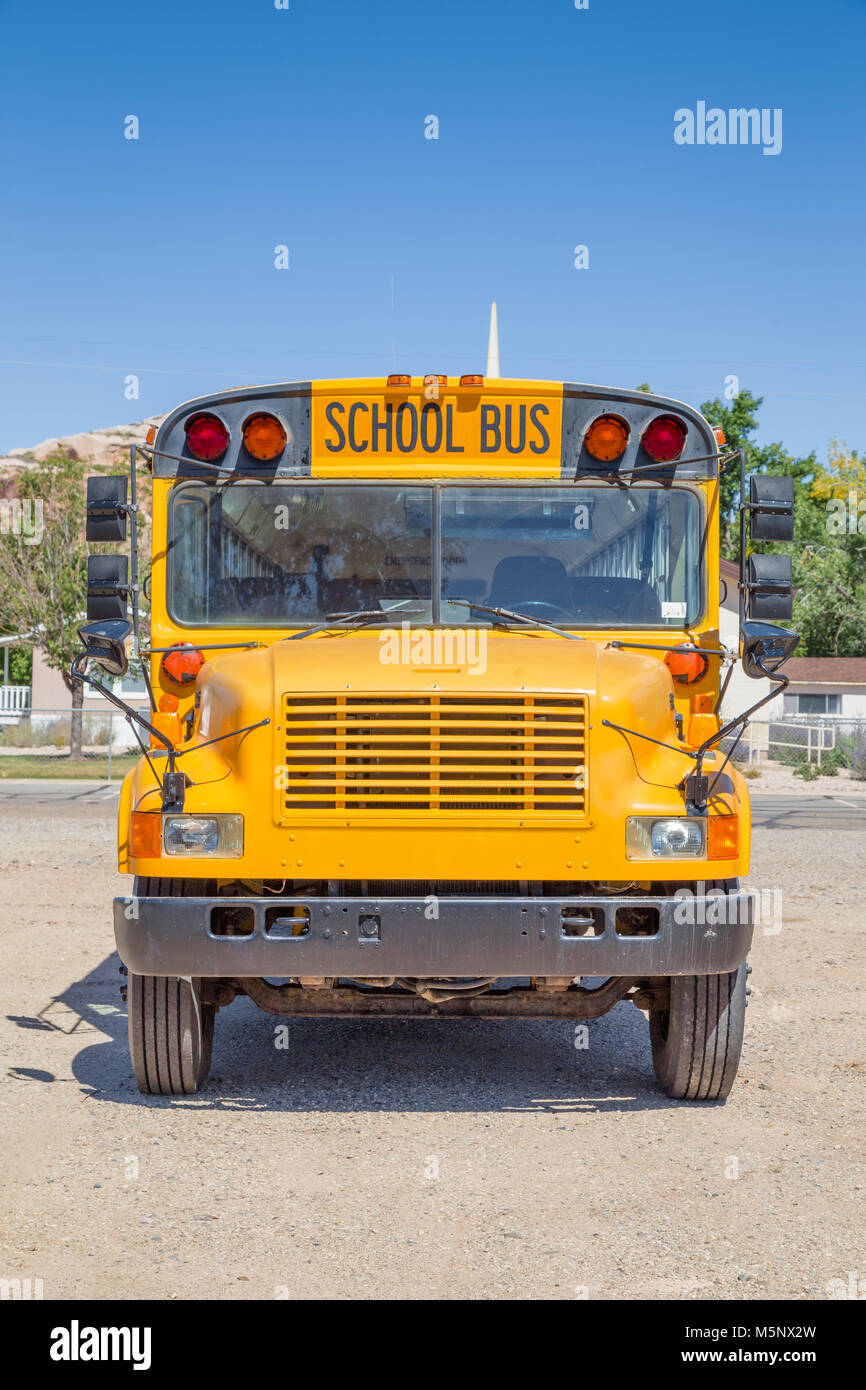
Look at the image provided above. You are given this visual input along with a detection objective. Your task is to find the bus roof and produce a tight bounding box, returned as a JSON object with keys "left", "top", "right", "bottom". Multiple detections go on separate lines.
{"left": 151, "top": 378, "right": 718, "bottom": 482}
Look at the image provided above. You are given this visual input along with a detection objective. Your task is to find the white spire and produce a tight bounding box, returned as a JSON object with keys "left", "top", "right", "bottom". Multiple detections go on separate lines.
{"left": 486, "top": 301, "right": 500, "bottom": 379}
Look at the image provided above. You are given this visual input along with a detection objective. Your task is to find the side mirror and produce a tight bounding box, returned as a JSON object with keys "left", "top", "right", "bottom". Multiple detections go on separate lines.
{"left": 749, "top": 475, "right": 794, "bottom": 542}
{"left": 77, "top": 619, "right": 132, "bottom": 677}
{"left": 87, "top": 554, "right": 129, "bottom": 621}
{"left": 86, "top": 475, "right": 128, "bottom": 542}
{"left": 747, "top": 553, "right": 793, "bottom": 621}
{"left": 740, "top": 619, "right": 798, "bottom": 679}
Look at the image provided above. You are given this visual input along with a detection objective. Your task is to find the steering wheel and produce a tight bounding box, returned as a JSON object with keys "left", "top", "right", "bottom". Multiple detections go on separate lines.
{"left": 512, "top": 599, "right": 575, "bottom": 622}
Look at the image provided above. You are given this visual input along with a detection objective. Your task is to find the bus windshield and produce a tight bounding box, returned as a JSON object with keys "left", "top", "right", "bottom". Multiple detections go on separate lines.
{"left": 167, "top": 482, "right": 703, "bottom": 628}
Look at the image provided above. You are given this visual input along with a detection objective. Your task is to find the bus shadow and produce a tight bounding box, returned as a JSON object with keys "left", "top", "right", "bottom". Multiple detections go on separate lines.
{"left": 6, "top": 954, "right": 690, "bottom": 1115}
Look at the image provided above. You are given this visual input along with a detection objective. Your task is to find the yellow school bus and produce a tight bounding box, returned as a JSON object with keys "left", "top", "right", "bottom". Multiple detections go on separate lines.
{"left": 75, "top": 369, "right": 798, "bottom": 1099}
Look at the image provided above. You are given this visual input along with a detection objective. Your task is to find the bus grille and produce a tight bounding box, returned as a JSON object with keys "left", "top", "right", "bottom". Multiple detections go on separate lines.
{"left": 279, "top": 694, "right": 587, "bottom": 816}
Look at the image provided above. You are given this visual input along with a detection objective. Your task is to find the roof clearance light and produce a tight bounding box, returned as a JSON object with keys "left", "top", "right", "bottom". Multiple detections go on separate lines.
{"left": 185, "top": 412, "right": 229, "bottom": 462}
{"left": 161, "top": 644, "right": 205, "bottom": 686}
{"left": 642, "top": 413, "right": 687, "bottom": 463}
{"left": 459, "top": 374, "right": 484, "bottom": 387}
{"left": 386, "top": 374, "right": 411, "bottom": 387}
{"left": 242, "top": 412, "right": 287, "bottom": 461}
{"left": 423, "top": 374, "right": 447, "bottom": 387}
{"left": 585, "top": 414, "right": 630, "bottom": 463}
{"left": 664, "top": 645, "right": 709, "bottom": 685}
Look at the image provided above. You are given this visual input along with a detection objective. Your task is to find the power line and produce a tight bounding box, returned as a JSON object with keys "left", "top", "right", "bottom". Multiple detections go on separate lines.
{"left": 0, "top": 336, "right": 863, "bottom": 370}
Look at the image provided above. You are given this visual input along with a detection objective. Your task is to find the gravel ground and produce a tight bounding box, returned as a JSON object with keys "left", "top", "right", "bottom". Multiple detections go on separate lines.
{"left": 0, "top": 796, "right": 862, "bottom": 1301}
{"left": 734, "top": 761, "right": 866, "bottom": 796}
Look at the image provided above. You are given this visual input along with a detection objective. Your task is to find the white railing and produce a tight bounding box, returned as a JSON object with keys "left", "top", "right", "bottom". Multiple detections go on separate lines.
{"left": 0, "top": 685, "right": 30, "bottom": 714}
{"left": 739, "top": 719, "right": 837, "bottom": 766}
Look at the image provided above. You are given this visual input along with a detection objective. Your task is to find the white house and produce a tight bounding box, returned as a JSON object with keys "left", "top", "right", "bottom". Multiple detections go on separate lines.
{"left": 717, "top": 556, "right": 866, "bottom": 766}
{"left": 717, "top": 559, "right": 778, "bottom": 721}
{"left": 0, "top": 633, "right": 148, "bottom": 745}
{"left": 777, "top": 658, "right": 866, "bottom": 721}
{"left": 718, "top": 558, "right": 866, "bottom": 721}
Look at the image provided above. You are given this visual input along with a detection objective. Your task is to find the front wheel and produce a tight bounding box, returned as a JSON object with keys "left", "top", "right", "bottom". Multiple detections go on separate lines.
{"left": 127, "top": 877, "right": 216, "bottom": 1095}
{"left": 128, "top": 973, "right": 214, "bottom": 1095}
{"left": 649, "top": 963, "right": 747, "bottom": 1101}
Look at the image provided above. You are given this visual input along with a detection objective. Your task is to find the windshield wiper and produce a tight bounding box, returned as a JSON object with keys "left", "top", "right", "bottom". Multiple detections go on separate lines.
{"left": 447, "top": 599, "right": 585, "bottom": 642}
{"left": 285, "top": 606, "right": 424, "bottom": 641}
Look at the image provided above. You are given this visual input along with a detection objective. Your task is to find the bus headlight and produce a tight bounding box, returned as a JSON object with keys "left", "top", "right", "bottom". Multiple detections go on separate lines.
{"left": 626, "top": 817, "right": 705, "bottom": 860}
{"left": 163, "top": 814, "right": 243, "bottom": 857}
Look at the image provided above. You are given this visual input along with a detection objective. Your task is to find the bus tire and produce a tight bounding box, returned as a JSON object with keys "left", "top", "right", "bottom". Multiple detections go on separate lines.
{"left": 649, "top": 963, "right": 747, "bottom": 1102}
{"left": 127, "top": 878, "right": 215, "bottom": 1095}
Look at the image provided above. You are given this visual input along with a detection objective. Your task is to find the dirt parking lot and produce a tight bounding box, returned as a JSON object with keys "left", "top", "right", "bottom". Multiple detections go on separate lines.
{"left": 0, "top": 789, "right": 863, "bottom": 1301}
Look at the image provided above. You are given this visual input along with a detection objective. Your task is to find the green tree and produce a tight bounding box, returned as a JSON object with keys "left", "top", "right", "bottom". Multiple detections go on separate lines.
{"left": 0, "top": 455, "right": 91, "bottom": 755}
{"left": 0, "top": 453, "right": 148, "bottom": 758}
{"left": 8, "top": 647, "right": 32, "bottom": 684}
{"left": 795, "top": 442, "right": 866, "bottom": 655}
{"left": 698, "top": 394, "right": 866, "bottom": 654}
{"left": 698, "top": 389, "right": 819, "bottom": 557}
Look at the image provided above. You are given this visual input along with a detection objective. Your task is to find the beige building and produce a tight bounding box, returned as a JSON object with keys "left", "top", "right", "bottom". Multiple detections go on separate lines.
{"left": 1, "top": 635, "right": 148, "bottom": 746}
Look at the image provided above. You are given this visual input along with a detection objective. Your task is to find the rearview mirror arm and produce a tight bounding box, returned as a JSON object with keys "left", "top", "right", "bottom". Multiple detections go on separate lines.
{"left": 129, "top": 446, "right": 157, "bottom": 715}
{"left": 686, "top": 661, "right": 792, "bottom": 807}
{"left": 69, "top": 652, "right": 184, "bottom": 809}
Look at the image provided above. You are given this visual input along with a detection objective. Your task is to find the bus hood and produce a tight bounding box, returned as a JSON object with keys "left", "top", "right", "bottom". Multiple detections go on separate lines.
{"left": 196, "top": 629, "right": 670, "bottom": 706}
{"left": 194, "top": 631, "right": 687, "bottom": 797}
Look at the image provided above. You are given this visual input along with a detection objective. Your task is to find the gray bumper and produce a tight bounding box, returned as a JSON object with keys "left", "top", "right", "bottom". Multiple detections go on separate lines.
{"left": 114, "top": 891, "right": 754, "bottom": 979}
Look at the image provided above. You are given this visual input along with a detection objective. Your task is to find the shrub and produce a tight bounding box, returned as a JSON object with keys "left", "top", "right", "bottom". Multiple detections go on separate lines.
{"left": 44, "top": 717, "right": 71, "bottom": 749}
{"left": 0, "top": 713, "right": 114, "bottom": 751}
{"left": 776, "top": 743, "right": 806, "bottom": 767}
{"left": 822, "top": 744, "right": 848, "bottom": 772}
{"left": 0, "top": 720, "right": 38, "bottom": 748}
{"left": 83, "top": 718, "right": 111, "bottom": 746}
{"left": 839, "top": 724, "right": 866, "bottom": 780}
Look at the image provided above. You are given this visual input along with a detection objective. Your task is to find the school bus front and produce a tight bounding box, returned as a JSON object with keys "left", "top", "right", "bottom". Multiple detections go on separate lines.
{"left": 105, "top": 376, "right": 757, "bottom": 1099}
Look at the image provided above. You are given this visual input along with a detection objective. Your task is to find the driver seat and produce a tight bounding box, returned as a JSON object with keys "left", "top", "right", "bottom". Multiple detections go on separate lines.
{"left": 487, "top": 555, "right": 572, "bottom": 612}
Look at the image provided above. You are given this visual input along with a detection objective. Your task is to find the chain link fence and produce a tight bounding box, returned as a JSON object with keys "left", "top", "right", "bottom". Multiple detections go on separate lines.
{"left": 722, "top": 716, "right": 866, "bottom": 776}
{"left": 0, "top": 708, "right": 143, "bottom": 780}
{"left": 3, "top": 706, "right": 865, "bottom": 783}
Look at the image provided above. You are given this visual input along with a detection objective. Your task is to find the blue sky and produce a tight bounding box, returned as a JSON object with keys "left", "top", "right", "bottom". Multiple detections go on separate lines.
{"left": 1, "top": 0, "right": 863, "bottom": 461}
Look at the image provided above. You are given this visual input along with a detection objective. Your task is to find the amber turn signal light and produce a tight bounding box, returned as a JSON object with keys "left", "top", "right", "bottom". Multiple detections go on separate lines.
{"left": 687, "top": 693, "right": 718, "bottom": 748}
{"left": 151, "top": 711, "right": 181, "bottom": 749}
{"left": 664, "top": 645, "right": 709, "bottom": 685}
{"left": 708, "top": 815, "right": 739, "bottom": 859}
{"left": 585, "top": 414, "right": 630, "bottom": 463}
{"left": 131, "top": 812, "right": 161, "bottom": 859}
{"left": 160, "top": 645, "right": 205, "bottom": 686}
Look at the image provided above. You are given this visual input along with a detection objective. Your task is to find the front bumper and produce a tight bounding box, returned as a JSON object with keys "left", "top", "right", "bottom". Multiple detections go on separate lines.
{"left": 114, "top": 890, "right": 754, "bottom": 979}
